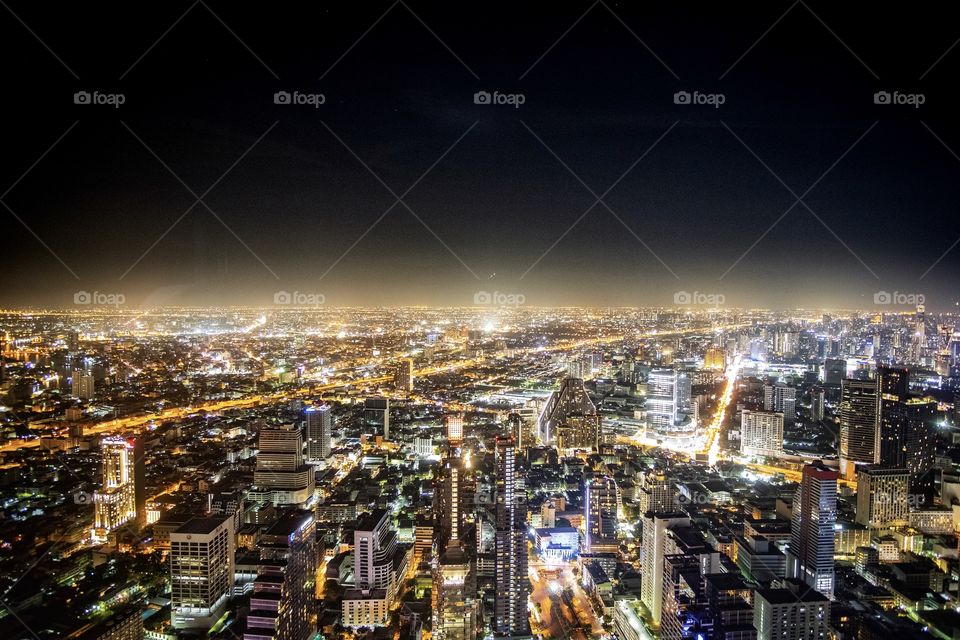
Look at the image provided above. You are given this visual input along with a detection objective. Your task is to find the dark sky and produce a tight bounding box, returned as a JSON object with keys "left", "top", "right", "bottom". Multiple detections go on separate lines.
{"left": 2, "top": 1, "right": 959, "bottom": 309}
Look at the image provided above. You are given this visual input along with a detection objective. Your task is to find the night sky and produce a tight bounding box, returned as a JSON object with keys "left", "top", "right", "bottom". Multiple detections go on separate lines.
{"left": 2, "top": 1, "right": 959, "bottom": 309}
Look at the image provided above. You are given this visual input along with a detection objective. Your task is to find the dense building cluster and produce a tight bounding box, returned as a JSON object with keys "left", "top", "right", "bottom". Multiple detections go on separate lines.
{"left": 0, "top": 306, "right": 959, "bottom": 640}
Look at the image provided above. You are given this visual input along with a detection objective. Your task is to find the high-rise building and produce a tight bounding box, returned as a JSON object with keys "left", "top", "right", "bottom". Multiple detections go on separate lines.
{"left": 93, "top": 437, "right": 138, "bottom": 536}
{"left": 493, "top": 436, "right": 530, "bottom": 636}
{"left": 445, "top": 414, "right": 464, "bottom": 445}
{"left": 638, "top": 470, "right": 675, "bottom": 513}
{"left": 253, "top": 425, "right": 315, "bottom": 506}
{"left": 305, "top": 405, "right": 332, "bottom": 463}
{"left": 432, "top": 541, "right": 479, "bottom": 640}
{"left": 364, "top": 397, "right": 390, "bottom": 440}
{"left": 354, "top": 509, "right": 400, "bottom": 601}
{"left": 72, "top": 369, "right": 95, "bottom": 399}
{"left": 823, "top": 359, "right": 846, "bottom": 386}
{"left": 538, "top": 377, "right": 600, "bottom": 447}
{"left": 763, "top": 383, "right": 796, "bottom": 424}
{"left": 740, "top": 410, "right": 784, "bottom": 458}
{"left": 395, "top": 358, "right": 413, "bottom": 392}
{"left": 786, "top": 461, "right": 838, "bottom": 598}
{"left": 855, "top": 467, "right": 909, "bottom": 528}
{"left": 245, "top": 510, "right": 317, "bottom": 640}
{"left": 839, "top": 379, "right": 879, "bottom": 472}
{"left": 584, "top": 475, "right": 619, "bottom": 553}
{"left": 704, "top": 346, "right": 726, "bottom": 370}
{"left": 877, "top": 366, "right": 909, "bottom": 465}
{"left": 810, "top": 387, "right": 825, "bottom": 422}
{"left": 753, "top": 584, "right": 830, "bottom": 640}
{"left": 435, "top": 456, "right": 468, "bottom": 552}
{"left": 646, "top": 369, "right": 695, "bottom": 444}
{"left": 640, "top": 512, "right": 689, "bottom": 626}
{"left": 170, "top": 517, "right": 235, "bottom": 629}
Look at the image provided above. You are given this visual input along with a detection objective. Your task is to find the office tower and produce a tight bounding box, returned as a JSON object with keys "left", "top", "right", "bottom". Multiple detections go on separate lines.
{"left": 901, "top": 396, "right": 937, "bottom": 496}
{"left": 493, "top": 436, "right": 530, "bottom": 636}
{"left": 856, "top": 467, "right": 909, "bottom": 528}
{"left": 72, "top": 369, "right": 95, "bottom": 399}
{"left": 740, "top": 410, "right": 784, "bottom": 458}
{"left": 435, "top": 456, "right": 467, "bottom": 552}
{"left": 445, "top": 414, "right": 464, "bottom": 445}
{"left": 646, "top": 368, "right": 694, "bottom": 439}
{"left": 364, "top": 397, "right": 390, "bottom": 440}
{"left": 537, "top": 377, "right": 599, "bottom": 446}
{"left": 786, "top": 461, "right": 838, "bottom": 598}
{"left": 433, "top": 541, "right": 479, "bottom": 640}
{"left": 823, "top": 359, "right": 846, "bottom": 386}
{"left": 170, "top": 517, "right": 235, "bottom": 629}
{"left": 245, "top": 510, "right": 317, "bottom": 640}
{"left": 584, "top": 475, "right": 619, "bottom": 553}
{"left": 305, "top": 405, "right": 333, "bottom": 463}
{"left": 395, "top": 358, "right": 413, "bottom": 392}
{"left": 839, "top": 379, "right": 879, "bottom": 473}
{"left": 810, "top": 387, "right": 825, "bottom": 422}
{"left": 555, "top": 413, "right": 602, "bottom": 451}
{"left": 763, "top": 383, "right": 796, "bottom": 424}
{"left": 254, "top": 424, "right": 315, "bottom": 506}
{"left": 704, "top": 346, "right": 726, "bottom": 370}
{"left": 638, "top": 470, "right": 675, "bottom": 513}
{"left": 753, "top": 584, "right": 830, "bottom": 640}
{"left": 506, "top": 412, "right": 528, "bottom": 449}
{"left": 93, "top": 437, "right": 138, "bottom": 536}
{"left": 640, "top": 512, "right": 690, "bottom": 626}
{"left": 877, "top": 366, "right": 909, "bottom": 465}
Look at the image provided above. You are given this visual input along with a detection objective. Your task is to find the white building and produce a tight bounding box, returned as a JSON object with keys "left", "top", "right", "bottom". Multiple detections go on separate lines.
{"left": 740, "top": 410, "right": 784, "bottom": 458}
{"left": 171, "top": 517, "right": 235, "bottom": 630}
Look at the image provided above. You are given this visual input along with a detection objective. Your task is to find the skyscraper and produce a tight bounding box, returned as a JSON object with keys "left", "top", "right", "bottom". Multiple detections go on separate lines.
{"left": 93, "top": 437, "right": 138, "bottom": 537}
{"left": 810, "top": 387, "right": 825, "bottom": 422}
{"left": 170, "top": 517, "right": 235, "bottom": 629}
{"left": 640, "top": 512, "right": 689, "bottom": 626}
{"left": 584, "top": 474, "right": 619, "bottom": 553}
{"left": 395, "top": 358, "right": 413, "bottom": 392}
{"left": 364, "top": 397, "right": 390, "bottom": 440}
{"left": 877, "top": 366, "right": 909, "bottom": 465}
{"left": 740, "top": 410, "right": 784, "bottom": 458}
{"left": 253, "top": 424, "right": 315, "bottom": 506}
{"left": 754, "top": 585, "right": 830, "bottom": 640}
{"left": 839, "top": 378, "right": 879, "bottom": 474}
{"left": 786, "top": 461, "right": 838, "bottom": 598}
{"left": 646, "top": 368, "right": 695, "bottom": 444}
{"left": 855, "top": 467, "right": 909, "bottom": 528}
{"left": 72, "top": 369, "right": 95, "bottom": 399}
{"left": 354, "top": 509, "right": 400, "bottom": 599}
{"left": 538, "top": 377, "right": 599, "bottom": 447}
{"left": 246, "top": 510, "right": 317, "bottom": 640}
{"left": 305, "top": 405, "right": 332, "bottom": 463}
{"left": 494, "top": 436, "right": 530, "bottom": 636}
{"left": 435, "top": 456, "right": 468, "bottom": 552}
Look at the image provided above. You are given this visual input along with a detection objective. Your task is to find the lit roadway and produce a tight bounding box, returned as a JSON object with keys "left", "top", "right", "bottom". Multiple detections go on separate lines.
{"left": 3, "top": 324, "right": 745, "bottom": 453}
{"left": 529, "top": 561, "right": 605, "bottom": 640}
